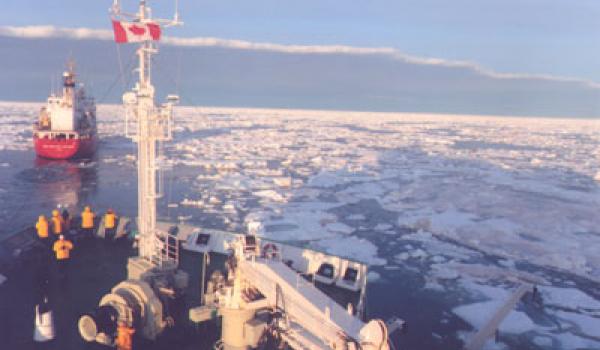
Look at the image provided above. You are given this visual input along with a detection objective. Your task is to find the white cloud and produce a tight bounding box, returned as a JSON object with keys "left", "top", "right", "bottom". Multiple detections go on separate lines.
{"left": 1, "top": 25, "right": 599, "bottom": 89}
{"left": 0, "top": 25, "right": 112, "bottom": 41}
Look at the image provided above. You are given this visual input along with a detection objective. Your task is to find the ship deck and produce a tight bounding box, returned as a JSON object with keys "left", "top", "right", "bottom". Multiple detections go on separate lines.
{"left": 0, "top": 228, "right": 222, "bottom": 350}
{"left": 0, "top": 227, "right": 360, "bottom": 350}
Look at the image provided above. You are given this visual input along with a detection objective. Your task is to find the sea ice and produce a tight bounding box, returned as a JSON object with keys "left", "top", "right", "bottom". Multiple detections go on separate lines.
{"left": 453, "top": 301, "right": 535, "bottom": 334}
{"left": 540, "top": 286, "right": 600, "bottom": 311}
{"left": 314, "top": 236, "right": 386, "bottom": 266}
{"left": 553, "top": 310, "right": 600, "bottom": 338}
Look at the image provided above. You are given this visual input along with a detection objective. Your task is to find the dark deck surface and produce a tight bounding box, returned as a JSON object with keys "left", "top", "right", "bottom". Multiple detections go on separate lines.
{"left": 0, "top": 230, "right": 225, "bottom": 350}
{"left": 0, "top": 229, "right": 363, "bottom": 350}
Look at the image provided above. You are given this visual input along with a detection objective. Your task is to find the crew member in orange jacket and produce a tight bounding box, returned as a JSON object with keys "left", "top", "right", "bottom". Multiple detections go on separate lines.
{"left": 53, "top": 235, "right": 73, "bottom": 274}
{"left": 116, "top": 322, "right": 135, "bottom": 350}
{"left": 35, "top": 215, "right": 49, "bottom": 240}
{"left": 81, "top": 206, "right": 95, "bottom": 238}
{"left": 51, "top": 209, "right": 64, "bottom": 237}
{"left": 104, "top": 208, "right": 117, "bottom": 240}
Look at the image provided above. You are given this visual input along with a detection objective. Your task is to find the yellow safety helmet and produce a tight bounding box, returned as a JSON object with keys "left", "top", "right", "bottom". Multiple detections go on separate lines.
{"left": 52, "top": 209, "right": 59, "bottom": 216}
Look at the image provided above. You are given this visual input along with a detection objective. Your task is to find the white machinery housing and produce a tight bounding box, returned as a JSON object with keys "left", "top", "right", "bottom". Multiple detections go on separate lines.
{"left": 182, "top": 227, "right": 401, "bottom": 350}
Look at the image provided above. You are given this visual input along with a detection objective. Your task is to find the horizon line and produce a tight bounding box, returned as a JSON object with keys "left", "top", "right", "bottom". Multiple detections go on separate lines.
{"left": 0, "top": 98, "right": 596, "bottom": 122}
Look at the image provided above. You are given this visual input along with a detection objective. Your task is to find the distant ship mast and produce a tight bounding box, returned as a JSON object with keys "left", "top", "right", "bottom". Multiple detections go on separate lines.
{"left": 111, "top": 0, "right": 182, "bottom": 266}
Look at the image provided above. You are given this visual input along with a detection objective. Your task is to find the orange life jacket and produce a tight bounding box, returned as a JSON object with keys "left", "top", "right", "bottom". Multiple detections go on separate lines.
{"left": 51, "top": 216, "right": 63, "bottom": 234}
{"left": 53, "top": 239, "right": 73, "bottom": 260}
{"left": 36, "top": 218, "right": 49, "bottom": 238}
{"left": 81, "top": 210, "right": 95, "bottom": 229}
{"left": 104, "top": 213, "right": 116, "bottom": 229}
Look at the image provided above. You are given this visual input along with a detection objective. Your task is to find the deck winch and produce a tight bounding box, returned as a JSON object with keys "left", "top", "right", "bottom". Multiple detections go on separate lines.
{"left": 79, "top": 269, "right": 188, "bottom": 345}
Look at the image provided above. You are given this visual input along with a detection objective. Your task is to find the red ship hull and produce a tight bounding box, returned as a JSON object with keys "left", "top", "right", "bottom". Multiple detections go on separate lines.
{"left": 34, "top": 134, "right": 97, "bottom": 160}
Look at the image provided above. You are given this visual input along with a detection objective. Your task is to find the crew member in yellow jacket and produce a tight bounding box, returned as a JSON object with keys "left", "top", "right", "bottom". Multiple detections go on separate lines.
{"left": 35, "top": 215, "right": 49, "bottom": 240}
{"left": 51, "top": 209, "right": 64, "bottom": 236}
{"left": 53, "top": 235, "right": 73, "bottom": 274}
{"left": 80, "top": 206, "right": 95, "bottom": 238}
{"left": 104, "top": 208, "right": 118, "bottom": 240}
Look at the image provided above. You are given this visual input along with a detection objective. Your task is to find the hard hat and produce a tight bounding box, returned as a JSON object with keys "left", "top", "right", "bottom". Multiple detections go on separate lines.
{"left": 38, "top": 215, "right": 45, "bottom": 220}
{"left": 59, "top": 235, "right": 64, "bottom": 240}
{"left": 52, "top": 210, "right": 59, "bottom": 216}
{"left": 84, "top": 206, "right": 90, "bottom": 211}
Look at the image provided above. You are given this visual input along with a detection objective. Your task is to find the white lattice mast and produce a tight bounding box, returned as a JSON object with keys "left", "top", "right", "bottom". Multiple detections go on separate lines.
{"left": 112, "top": 0, "right": 181, "bottom": 266}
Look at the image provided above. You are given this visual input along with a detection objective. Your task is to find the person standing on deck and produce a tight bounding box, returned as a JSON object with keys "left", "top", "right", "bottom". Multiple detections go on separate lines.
{"left": 104, "top": 208, "right": 117, "bottom": 240}
{"left": 36, "top": 215, "right": 49, "bottom": 240}
{"left": 53, "top": 235, "right": 73, "bottom": 275}
{"left": 81, "top": 206, "right": 95, "bottom": 238}
{"left": 50, "top": 210, "right": 64, "bottom": 237}
{"left": 61, "top": 208, "right": 71, "bottom": 232}
{"left": 115, "top": 322, "right": 135, "bottom": 350}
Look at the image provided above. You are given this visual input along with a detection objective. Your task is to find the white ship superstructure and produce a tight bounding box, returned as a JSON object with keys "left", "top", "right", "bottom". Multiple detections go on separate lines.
{"left": 33, "top": 62, "right": 97, "bottom": 159}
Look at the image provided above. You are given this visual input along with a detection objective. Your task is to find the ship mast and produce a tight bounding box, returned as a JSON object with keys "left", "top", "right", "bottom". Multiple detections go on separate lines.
{"left": 113, "top": 0, "right": 181, "bottom": 267}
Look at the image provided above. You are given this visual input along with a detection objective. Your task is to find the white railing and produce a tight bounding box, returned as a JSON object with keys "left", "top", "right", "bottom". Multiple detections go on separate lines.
{"left": 151, "top": 229, "right": 179, "bottom": 268}
{"left": 123, "top": 100, "right": 173, "bottom": 142}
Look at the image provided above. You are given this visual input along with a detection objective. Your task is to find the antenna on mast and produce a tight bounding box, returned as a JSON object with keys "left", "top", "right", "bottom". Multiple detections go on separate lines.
{"left": 173, "top": 0, "right": 180, "bottom": 23}
{"left": 111, "top": 0, "right": 121, "bottom": 16}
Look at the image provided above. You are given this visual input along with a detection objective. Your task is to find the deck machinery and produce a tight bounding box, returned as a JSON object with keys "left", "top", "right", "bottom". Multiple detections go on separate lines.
{"left": 187, "top": 230, "right": 398, "bottom": 350}
{"left": 77, "top": 1, "right": 400, "bottom": 349}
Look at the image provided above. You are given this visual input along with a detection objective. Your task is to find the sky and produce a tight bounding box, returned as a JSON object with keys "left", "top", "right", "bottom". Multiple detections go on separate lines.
{"left": 0, "top": 0, "right": 599, "bottom": 117}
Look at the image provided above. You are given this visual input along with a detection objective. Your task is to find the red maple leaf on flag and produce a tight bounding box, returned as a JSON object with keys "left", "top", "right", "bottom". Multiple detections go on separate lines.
{"left": 112, "top": 20, "right": 161, "bottom": 43}
{"left": 128, "top": 25, "right": 146, "bottom": 36}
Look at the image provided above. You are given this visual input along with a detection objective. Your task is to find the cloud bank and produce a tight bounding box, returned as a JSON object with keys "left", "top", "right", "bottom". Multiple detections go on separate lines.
{"left": 1, "top": 25, "right": 598, "bottom": 89}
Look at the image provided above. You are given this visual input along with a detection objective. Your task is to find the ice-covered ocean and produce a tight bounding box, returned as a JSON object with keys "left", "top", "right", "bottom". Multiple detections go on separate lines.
{"left": 0, "top": 101, "right": 599, "bottom": 349}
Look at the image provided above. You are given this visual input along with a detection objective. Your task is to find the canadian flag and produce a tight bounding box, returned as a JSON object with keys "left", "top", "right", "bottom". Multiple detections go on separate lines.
{"left": 112, "top": 20, "right": 161, "bottom": 43}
